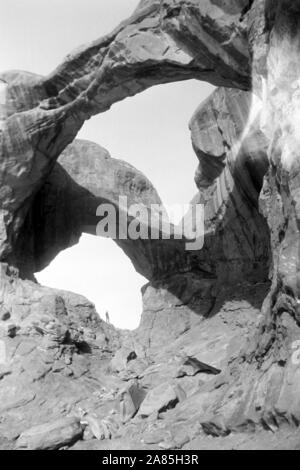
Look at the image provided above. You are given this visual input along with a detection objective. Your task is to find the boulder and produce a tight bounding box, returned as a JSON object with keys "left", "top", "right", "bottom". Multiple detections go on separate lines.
{"left": 110, "top": 347, "right": 137, "bottom": 373}
{"left": 138, "top": 383, "right": 186, "bottom": 418}
{"left": 16, "top": 417, "right": 83, "bottom": 450}
{"left": 119, "top": 382, "right": 147, "bottom": 423}
{"left": 176, "top": 356, "right": 221, "bottom": 378}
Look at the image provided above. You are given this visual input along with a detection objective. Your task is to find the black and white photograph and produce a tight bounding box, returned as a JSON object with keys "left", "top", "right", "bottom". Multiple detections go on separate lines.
{"left": 0, "top": 0, "right": 299, "bottom": 453}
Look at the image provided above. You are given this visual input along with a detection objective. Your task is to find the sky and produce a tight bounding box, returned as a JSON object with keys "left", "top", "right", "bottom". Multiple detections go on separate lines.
{"left": 1, "top": 0, "right": 214, "bottom": 329}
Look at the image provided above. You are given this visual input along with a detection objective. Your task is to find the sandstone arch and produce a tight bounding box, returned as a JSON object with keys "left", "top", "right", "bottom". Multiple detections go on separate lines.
{"left": 0, "top": 1, "right": 270, "bottom": 334}
{"left": 0, "top": 0, "right": 254, "bottom": 261}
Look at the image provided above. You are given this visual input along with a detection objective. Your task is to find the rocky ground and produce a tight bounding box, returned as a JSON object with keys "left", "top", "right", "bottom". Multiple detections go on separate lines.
{"left": 0, "top": 273, "right": 296, "bottom": 450}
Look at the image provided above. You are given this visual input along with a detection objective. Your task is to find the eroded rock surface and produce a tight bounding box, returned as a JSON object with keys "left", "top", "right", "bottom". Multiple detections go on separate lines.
{"left": 16, "top": 417, "right": 83, "bottom": 450}
{"left": 0, "top": 0, "right": 300, "bottom": 451}
{"left": 13, "top": 139, "right": 164, "bottom": 280}
{"left": 0, "top": 0, "right": 253, "bottom": 263}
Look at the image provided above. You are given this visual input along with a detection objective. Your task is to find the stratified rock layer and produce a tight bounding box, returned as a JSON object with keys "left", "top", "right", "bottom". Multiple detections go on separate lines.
{"left": 0, "top": 0, "right": 300, "bottom": 450}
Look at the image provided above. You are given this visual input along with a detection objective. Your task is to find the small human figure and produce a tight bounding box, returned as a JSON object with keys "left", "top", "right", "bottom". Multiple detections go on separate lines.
{"left": 105, "top": 310, "right": 110, "bottom": 323}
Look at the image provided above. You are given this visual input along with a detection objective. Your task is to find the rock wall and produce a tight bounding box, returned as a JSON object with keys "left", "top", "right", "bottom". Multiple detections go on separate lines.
{"left": 0, "top": 0, "right": 300, "bottom": 449}
{"left": 240, "top": 0, "right": 300, "bottom": 429}
{"left": 137, "top": 85, "right": 271, "bottom": 348}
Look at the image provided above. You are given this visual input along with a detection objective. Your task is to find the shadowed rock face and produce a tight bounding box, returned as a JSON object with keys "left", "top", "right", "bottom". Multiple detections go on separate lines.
{"left": 12, "top": 139, "right": 164, "bottom": 279}
{"left": 0, "top": 0, "right": 300, "bottom": 449}
{"left": 190, "top": 87, "right": 269, "bottom": 204}
{"left": 136, "top": 85, "right": 270, "bottom": 350}
{"left": 239, "top": 0, "right": 300, "bottom": 430}
{"left": 189, "top": 87, "right": 270, "bottom": 284}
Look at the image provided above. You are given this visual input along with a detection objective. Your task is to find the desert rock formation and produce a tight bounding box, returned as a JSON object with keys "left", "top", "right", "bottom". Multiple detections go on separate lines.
{"left": 0, "top": 0, "right": 300, "bottom": 450}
